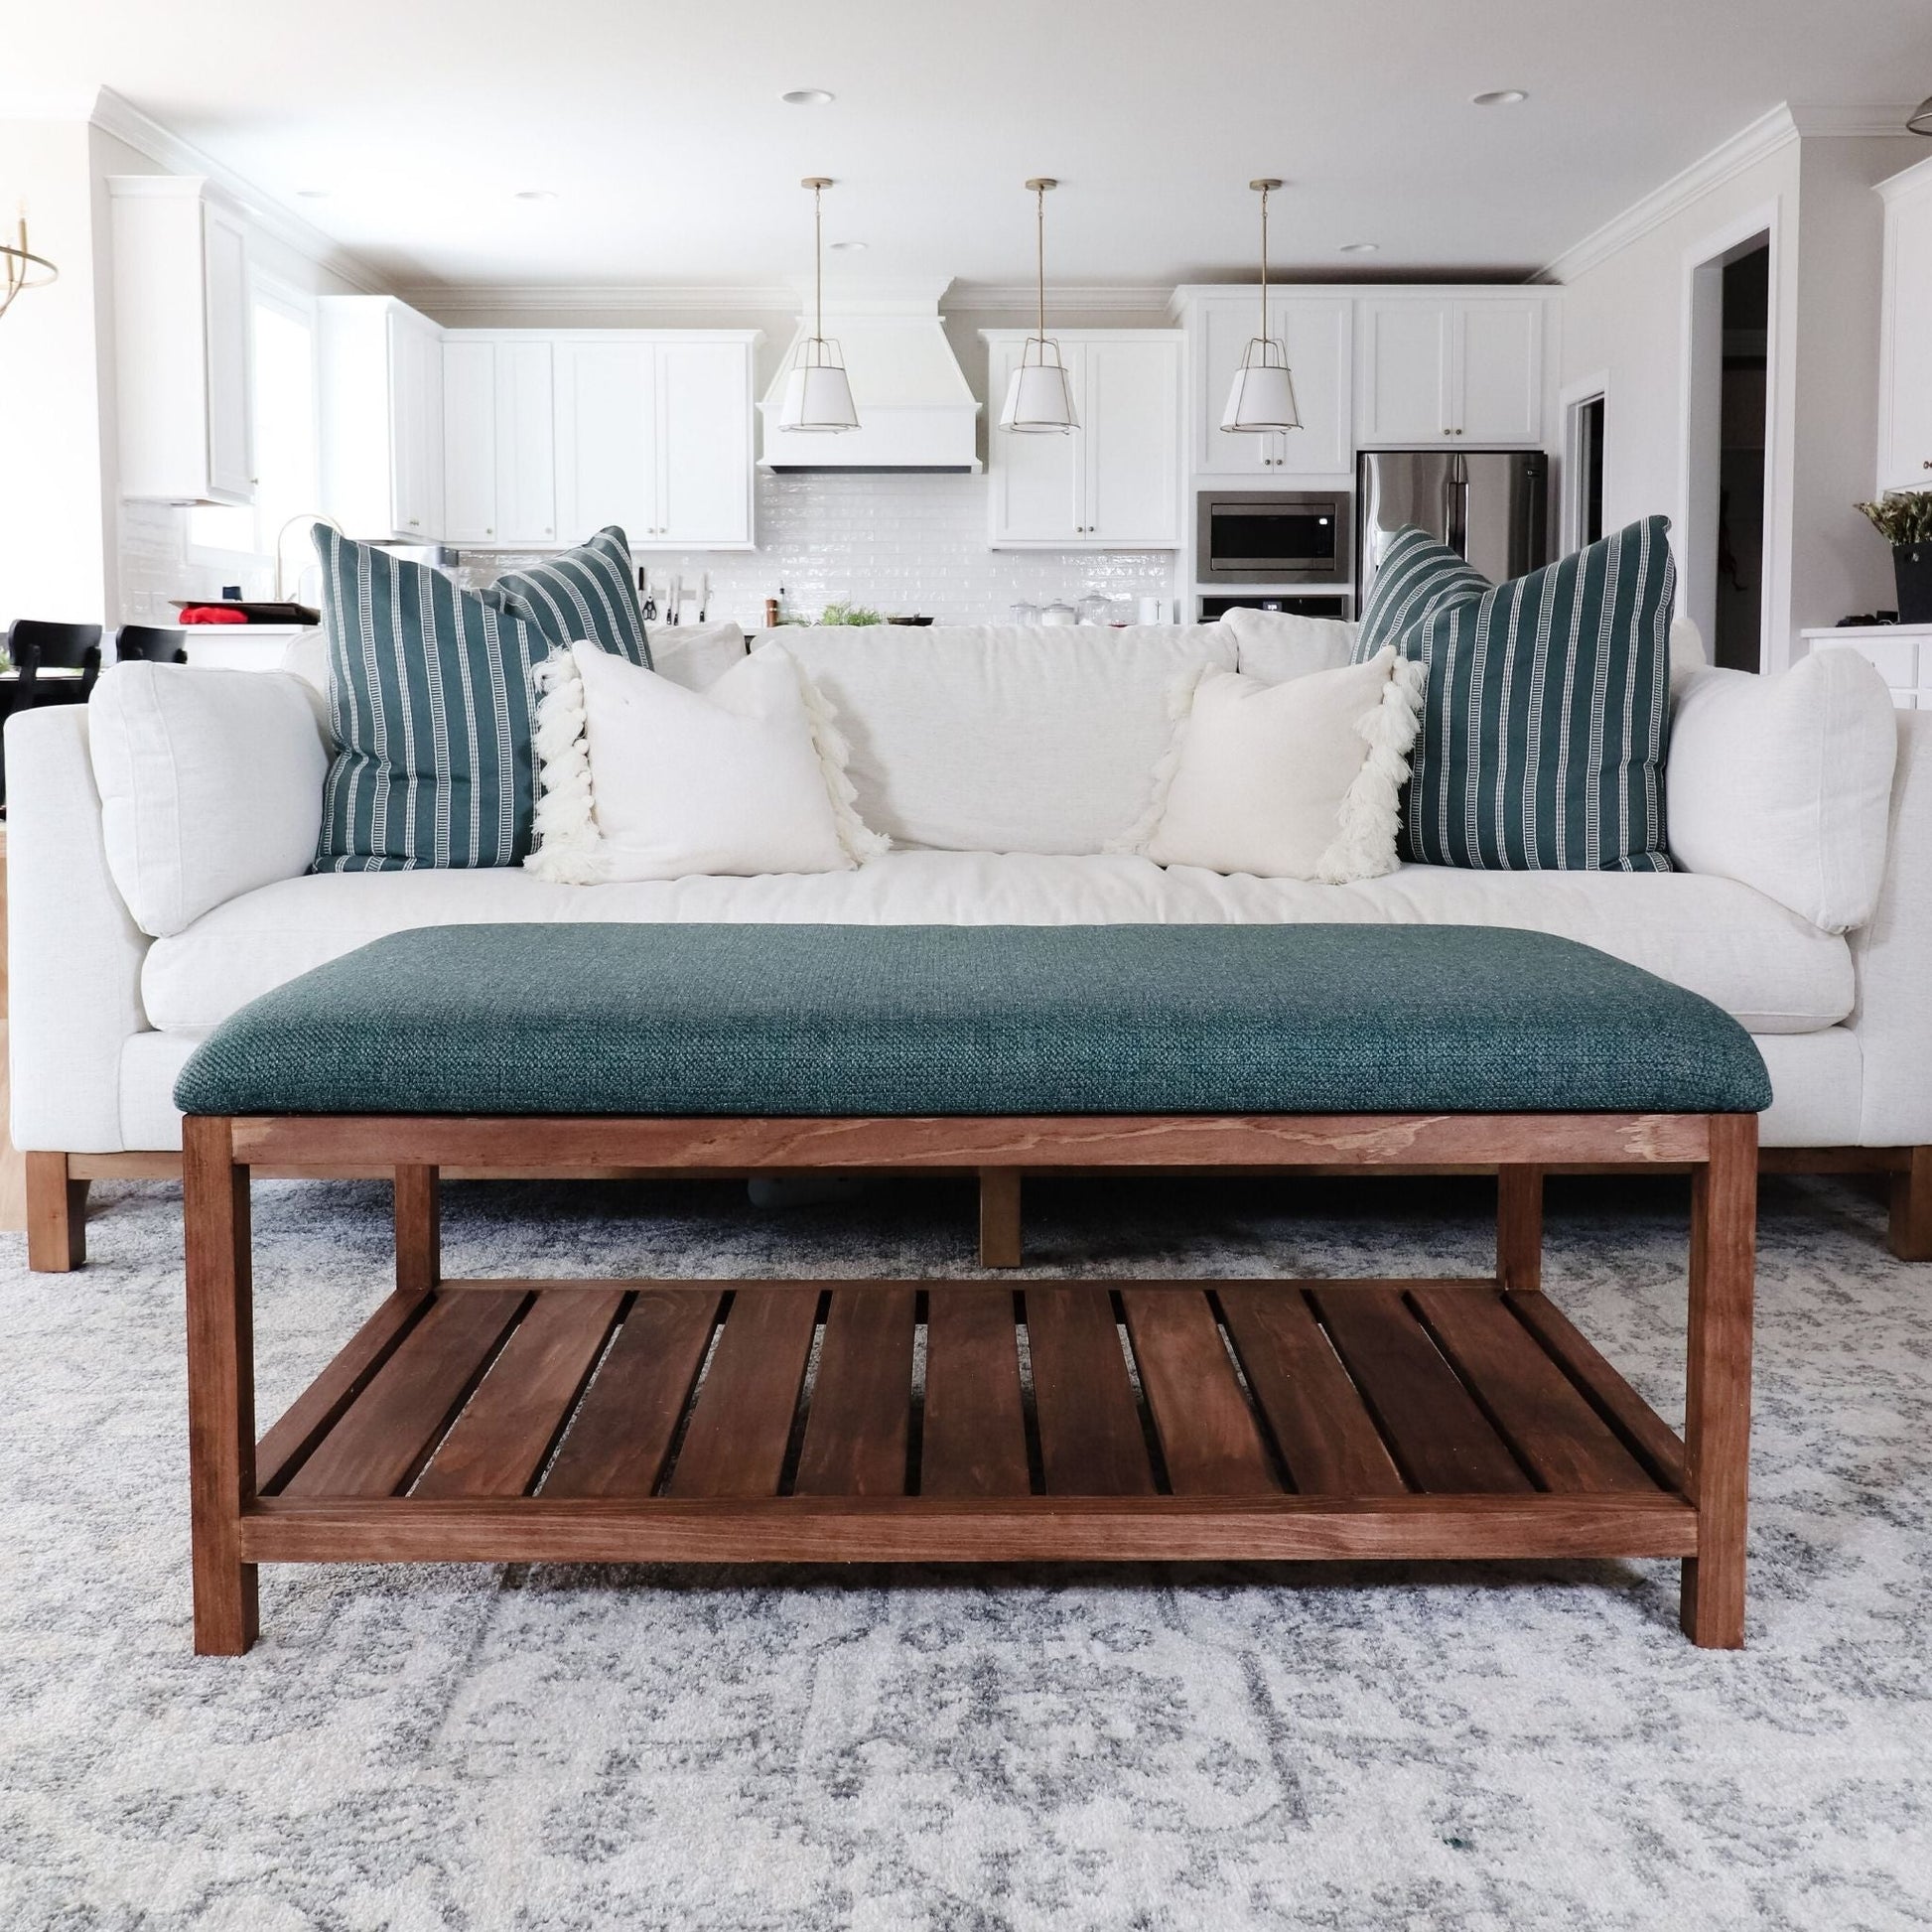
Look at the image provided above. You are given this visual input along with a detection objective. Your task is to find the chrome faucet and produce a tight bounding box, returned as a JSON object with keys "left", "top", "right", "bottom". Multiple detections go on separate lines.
{"left": 275, "top": 513, "right": 345, "bottom": 603}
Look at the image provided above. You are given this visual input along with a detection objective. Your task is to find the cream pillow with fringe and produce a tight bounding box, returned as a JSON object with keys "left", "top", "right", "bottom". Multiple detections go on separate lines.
{"left": 1124, "top": 646, "right": 1424, "bottom": 883}
{"left": 526, "top": 639, "right": 888, "bottom": 884}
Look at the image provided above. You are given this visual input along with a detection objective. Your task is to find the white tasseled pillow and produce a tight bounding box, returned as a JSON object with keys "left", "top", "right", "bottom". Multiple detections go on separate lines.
{"left": 525, "top": 639, "right": 888, "bottom": 884}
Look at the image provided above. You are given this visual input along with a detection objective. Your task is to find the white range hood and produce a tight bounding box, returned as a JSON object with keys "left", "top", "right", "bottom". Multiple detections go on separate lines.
{"left": 759, "top": 283, "right": 981, "bottom": 473}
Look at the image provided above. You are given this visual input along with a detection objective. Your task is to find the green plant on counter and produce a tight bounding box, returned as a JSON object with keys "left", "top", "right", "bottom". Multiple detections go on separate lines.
{"left": 1856, "top": 490, "right": 1932, "bottom": 546}
{"left": 817, "top": 599, "right": 886, "bottom": 625}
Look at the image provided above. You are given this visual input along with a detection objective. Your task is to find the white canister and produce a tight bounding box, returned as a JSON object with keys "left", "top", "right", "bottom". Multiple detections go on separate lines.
{"left": 1137, "top": 596, "right": 1167, "bottom": 625}
{"left": 1039, "top": 601, "right": 1077, "bottom": 626}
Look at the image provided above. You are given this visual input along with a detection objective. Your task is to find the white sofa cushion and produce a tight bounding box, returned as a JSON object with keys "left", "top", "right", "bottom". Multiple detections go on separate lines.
{"left": 1667, "top": 649, "right": 1897, "bottom": 933}
{"left": 777, "top": 623, "right": 1235, "bottom": 854}
{"left": 526, "top": 640, "right": 882, "bottom": 884}
{"left": 139, "top": 848, "right": 1852, "bottom": 1037}
{"left": 86, "top": 663, "right": 330, "bottom": 939}
{"left": 1220, "top": 608, "right": 1358, "bottom": 683}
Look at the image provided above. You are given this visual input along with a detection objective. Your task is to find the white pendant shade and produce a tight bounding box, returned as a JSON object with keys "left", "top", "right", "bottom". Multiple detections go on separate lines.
{"left": 1000, "top": 353, "right": 1078, "bottom": 433}
{"left": 778, "top": 357, "right": 861, "bottom": 432}
{"left": 1221, "top": 352, "right": 1302, "bottom": 434}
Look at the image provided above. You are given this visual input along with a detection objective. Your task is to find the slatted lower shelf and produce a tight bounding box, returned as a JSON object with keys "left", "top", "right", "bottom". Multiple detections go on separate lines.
{"left": 248, "top": 1278, "right": 1696, "bottom": 1562}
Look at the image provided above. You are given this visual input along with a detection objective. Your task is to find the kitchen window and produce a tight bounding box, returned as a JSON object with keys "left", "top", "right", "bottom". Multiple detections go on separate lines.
{"left": 187, "top": 277, "right": 319, "bottom": 582}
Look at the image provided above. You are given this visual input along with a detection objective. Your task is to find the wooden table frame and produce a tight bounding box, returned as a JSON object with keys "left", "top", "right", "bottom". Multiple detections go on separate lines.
{"left": 184, "top": 1108, "right": 1756, "bottom": 1656}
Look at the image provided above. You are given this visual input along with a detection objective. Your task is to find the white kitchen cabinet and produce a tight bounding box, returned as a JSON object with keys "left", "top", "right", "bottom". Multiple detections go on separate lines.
{"left": 1357, "top": 297, "right": 1544, "bottom": 445}
{"left": 108, "top": 177, "right": 255, "bottom": 505}
{"left": 552, "top": 335, "right": 756, "bottom": 550}
{"left": 319, "top": 296, "right": 445, "bottom": 541}
{"left": 1189, "top": 296, "right": 1352, "bottom": 478}
{"left": 983, "top": 331, "right": 1182, "bottom": 548}
{"left": 441, "top": 338, "right": 558, "bottom": 545}
{"left": 1877, "top": 155, "right": 1932, "bottom": 493}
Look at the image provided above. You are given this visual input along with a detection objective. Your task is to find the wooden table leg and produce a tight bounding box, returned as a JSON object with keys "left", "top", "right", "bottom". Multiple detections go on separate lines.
{"left": 183, "top": 1115, "right": 258, "bottom": 1656}
{"left": 1890, "top": 1146, "right": 1932, "bottom": 1262}
{"left": 25, "top": 1152, "right": 88, "bottom": 1271}
{"left": 979, "top": 1168, "right": 1022, "bottom": 1270}
{"left": 1681, "top": 1112, "right": 1755, "bottom": 1648}
{"left": 395, "top": 1164, "right": 441, "bottom": 1295}
{"left": 1497, "top": 1166, "right": 1543, "bottom": 1291}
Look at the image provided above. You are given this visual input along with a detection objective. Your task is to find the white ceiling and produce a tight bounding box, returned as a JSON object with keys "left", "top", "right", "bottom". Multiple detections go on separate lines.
{"left": 13, "top": 0, "right": 1932, "bottom": 292}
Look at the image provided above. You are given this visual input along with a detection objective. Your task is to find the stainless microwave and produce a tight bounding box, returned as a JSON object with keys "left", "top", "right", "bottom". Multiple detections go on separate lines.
{"left": 1197, "top": 490, "right": 1350, "bottom": 584}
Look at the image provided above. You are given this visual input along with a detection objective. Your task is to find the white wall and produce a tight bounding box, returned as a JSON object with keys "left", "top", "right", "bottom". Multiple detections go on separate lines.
{"left": 0, "top": 117, "right": 110, "bottom": 626}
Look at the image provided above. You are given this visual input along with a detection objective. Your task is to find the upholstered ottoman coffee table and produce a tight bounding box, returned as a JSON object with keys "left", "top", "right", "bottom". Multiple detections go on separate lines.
{"left": 175, "top": 923, "right": 1768, "bottom": 1656}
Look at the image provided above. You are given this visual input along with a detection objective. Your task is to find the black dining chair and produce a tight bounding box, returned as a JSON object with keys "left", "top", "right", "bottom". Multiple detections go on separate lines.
{"left": 114, "top": 624, "right": 189, "bottom": 665}
{"left": 3, "top": 620, "right": 104, "bottom": 812}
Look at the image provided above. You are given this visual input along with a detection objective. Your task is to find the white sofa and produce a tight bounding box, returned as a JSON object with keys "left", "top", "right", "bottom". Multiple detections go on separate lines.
{"left": 9, "top": 618, "right": 1930, "bottom": 1266}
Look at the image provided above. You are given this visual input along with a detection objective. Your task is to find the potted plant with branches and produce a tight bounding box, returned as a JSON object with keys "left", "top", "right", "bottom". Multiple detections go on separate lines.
{"left": 1856, "top": 489, "right": 1932, "bottom": 625}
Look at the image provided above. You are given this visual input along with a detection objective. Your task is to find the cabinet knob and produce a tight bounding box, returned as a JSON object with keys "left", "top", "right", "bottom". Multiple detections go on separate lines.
{"left": 408, "top": 518, "right": 421, "bottom": 527}
{"left": 484, "top": 527, "right": 493, "bottom": 536}
{"left": 1924, "top": 460, "right": 1931, "bottom": 470}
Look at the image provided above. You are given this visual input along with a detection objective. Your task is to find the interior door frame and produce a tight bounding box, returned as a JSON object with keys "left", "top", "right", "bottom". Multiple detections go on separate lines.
{"left": 1677, "top": 203, "right": 1781, "bottom": 667}
{"left": 1558, "top": 369, "right": 1610, "bottom": 557}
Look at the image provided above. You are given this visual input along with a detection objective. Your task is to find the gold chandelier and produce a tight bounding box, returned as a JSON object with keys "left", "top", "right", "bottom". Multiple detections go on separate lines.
{"left": 1, "top": 205, "right": 58, "bottom": 323}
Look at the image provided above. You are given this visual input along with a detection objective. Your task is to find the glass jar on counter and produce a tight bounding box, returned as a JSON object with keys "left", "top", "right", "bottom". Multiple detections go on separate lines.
{"left": 1077, "top": 594, "right": 1117, "bottom": 625}
{"left": 1009, "top": 602, "right": 1039, "bottom": 625}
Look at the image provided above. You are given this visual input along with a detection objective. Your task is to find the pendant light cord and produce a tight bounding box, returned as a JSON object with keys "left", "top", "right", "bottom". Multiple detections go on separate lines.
{"left": 1258, "top": 182, "right": 1270, "bottom": 341}
{"left": 814, "top": 182, "right": 824, "bottom": 345}
{"left": 1035, "top": 182, "right": 1046, "bottom": 344}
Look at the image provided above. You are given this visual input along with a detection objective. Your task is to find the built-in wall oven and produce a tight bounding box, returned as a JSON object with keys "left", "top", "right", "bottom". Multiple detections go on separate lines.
{"left": 1197, "top": 489, "right": 1351, "bottom": 585}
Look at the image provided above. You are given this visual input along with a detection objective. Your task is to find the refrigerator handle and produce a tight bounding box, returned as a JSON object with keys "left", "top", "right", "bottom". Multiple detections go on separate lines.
{"left": 1445, "top": 456, "right": 1470, "bottom": 558}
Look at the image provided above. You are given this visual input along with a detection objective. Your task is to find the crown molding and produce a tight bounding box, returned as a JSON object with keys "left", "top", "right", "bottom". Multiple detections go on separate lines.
{"left": 86, "top": 85, "right": 389, "bottom": 296}
{"left": 943, "top": 281, "right": 1174, "bottom": 313}
{"left": 398, "top": 283, "right": 800, "bottom": 316}
{"left": 1536, "top": 104, "right": 1800, "bottom": 284}
{"left": 1786, "top": 102, "right": 1923, "bottom": 137}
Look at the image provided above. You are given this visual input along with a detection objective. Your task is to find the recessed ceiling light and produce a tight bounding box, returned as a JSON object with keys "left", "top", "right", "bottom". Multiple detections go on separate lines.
{"left": 781, "top": 88, "right": 835, "bottom": 106}
{"left": 1338, "top": 241, "right": 1380, "bottom": 254}
{"left": 1471, "top": 88, "right": 1528, "bottom": 106}
{"left": 295, "top": 189, "right": 331, "bottom": 200}
{"left": 828, "top": 239, "right": 867, "bottom": 251}
{"left": 513, "top": 189, "right": 559, "bottom": 201}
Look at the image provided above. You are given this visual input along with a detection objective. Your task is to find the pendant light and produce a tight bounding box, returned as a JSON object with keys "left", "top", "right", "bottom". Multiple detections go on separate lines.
{"left": 1910, "top": 96, "right": 1932, "bottom": 136}
{"left": 0, "top": 203, "right": 58, "bottom": 324}
{"left": 999, "top": 178, "right": 1078, "bottom": 434}
{"left": 1221, "top": 178, "right": 1302, "bottom": 435}
{"left": 778, "top": 177, "right": 860, "bottom": 433}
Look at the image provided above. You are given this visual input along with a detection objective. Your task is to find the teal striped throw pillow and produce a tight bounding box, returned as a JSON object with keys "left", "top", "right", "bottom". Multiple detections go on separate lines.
{"left": 494, "top": 525, "right": 653, "bottom": 669}
{"left": 1358, "top": 524, "right": 1490, "bottom": 657}
{"left": 1356, "top": 518, "right": 1675, "bottom": 873}
{"left": 313, "top": 525, "right": 647, "bottom": 872}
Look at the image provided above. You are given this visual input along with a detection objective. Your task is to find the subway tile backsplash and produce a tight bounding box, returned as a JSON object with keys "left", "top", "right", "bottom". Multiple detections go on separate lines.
{"left": 469, "top": 471, "right": 1178, "bottom": 625}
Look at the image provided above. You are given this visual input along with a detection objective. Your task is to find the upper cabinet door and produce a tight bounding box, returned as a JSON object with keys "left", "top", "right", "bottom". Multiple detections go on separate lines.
{"left": 1880, "top": 176, "right": 1932, "bottom": 492}
{"left": 1194, "top": 297, "right": 1351, "bottom": 477}
{"left": 201, "top": 204, "right": 255, "bottom": 503}
{"left": 1358, "top": 300, "right": 1454, "bottom": 443}
{"left": 495, "top": 340, "right": 558, "bottom": 545}
{"left": 442, "top": 339, "right": 498, "bottom": 544}
{"left": 986, "top": 338, "right": 1086, "bottom": 545}
{"left": 1454, "top": 301, "right": 1543, "bottom": 443}
{"left": 1082, "top": 337, "right": 1181, "bottom": 544}
{"left": 650, "top": 340, "right": 753, "bottom": 547}
{"left": 387, "top": 307, "right": 443, "bottom": 538}
{"left": 553, "top": 341, "right": 655, "bottom": 543}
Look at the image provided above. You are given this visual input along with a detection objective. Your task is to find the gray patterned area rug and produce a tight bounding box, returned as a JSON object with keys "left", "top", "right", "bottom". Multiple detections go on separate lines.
{"left": 3, "top": 1171, "right": 1929, "bottom": 1931}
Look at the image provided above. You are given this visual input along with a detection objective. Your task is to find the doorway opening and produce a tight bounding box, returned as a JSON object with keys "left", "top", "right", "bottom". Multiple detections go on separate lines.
{"left": 1682, "top": 221, "right": 1774, "bottom": 671}
{"left": 1562, "top": 383, "right": 1607, "bottom": 553}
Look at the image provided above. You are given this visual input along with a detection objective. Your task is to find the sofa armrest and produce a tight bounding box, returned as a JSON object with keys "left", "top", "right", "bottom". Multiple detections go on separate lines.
{"left": 5, "top": 706, "right": 149, "bottom": 1152}
{"left": 1849, "top": 709, "right": 1932, "bottom": 1147}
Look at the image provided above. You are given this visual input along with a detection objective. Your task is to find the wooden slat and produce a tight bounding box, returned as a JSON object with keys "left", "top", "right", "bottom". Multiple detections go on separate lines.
{"left": 979, "top": 1168, "right": 1023, "bottom": 1269}
{"left": 793, "top": 1287, "right": 915, "bottom": 1496}
{"left": 663, "top": 1289, "right": 820, "bottom": 1497}
{"left": 1410, "top": 1285, "right": 1654, "bottom": 1493}
{"left": 1496, "top": 1166, "right": 1542, "bottom": 1291}
{"left": 257, "top": 1289, "right": 431, "bottom": 1493}
{"left": 413, "top": 1290, "right": 625, "bottom": 1498}
{"left": 543, "top": 1290, "right": 722, "bottom": 1497}
{"left": 1026, "top": 1287, "right": 1155, "bottom": 1496}
{"left": 280, "top": 1291, "right": 527, "bottom": 1498}
{"left": 1119, "top": 1290, "right": 1276, "bottom": 1494}
{"left": 243, "top": 1490, "right": 1700, "bottom": 1566}
{"left": 1217, "top": 1286, "right": 1407, "bottom": 1496}
{"left": 921, "top": 1289, "right": 1032, "bottom": 1497}
{"left": 230, "top": 1110, "right": 1714, "bottom": 1172}
{"left": 1311, "top": 1286, "right": 1531, "bottom": 1494}
{"left": 1505, "top": 1291, "right": 1687, "bottom": 1491}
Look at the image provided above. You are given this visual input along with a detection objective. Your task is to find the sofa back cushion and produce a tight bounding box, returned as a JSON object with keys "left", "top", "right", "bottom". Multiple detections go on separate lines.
{"left": 1220, "top": 608, "right": 1358, "bottom": 683}
{"left": 778, "top": 623, "right": 1235, "bottom": 853}
{"left": 1668, "top": 648, "right": 1897, "bottom": 932}
{"left": 89, "top": 662, "right": 330, "bottom": 937}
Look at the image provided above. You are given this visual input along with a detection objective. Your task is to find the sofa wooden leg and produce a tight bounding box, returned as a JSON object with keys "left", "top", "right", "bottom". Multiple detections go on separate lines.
{"left": 979, "top": 1168, "right": 1022, "bottom": 1270}
{"left": 1680, "top": 1113, "right": 1755, "bottom": 1649}
{"left": 1496, "top": 1166, "right": 1543, "bottom": 1290}
{"left": 26, "top": 1152, "right": 88, "bottom": 1271}
{"left": 183, "top": 1115, "right": 259, "bottom": 1656}
{"left": 1888, "top": 1147, "right": 1932, "bottom": 1262}
{"left": 395, "top": 1164, "right": 441, "bottom": 1295}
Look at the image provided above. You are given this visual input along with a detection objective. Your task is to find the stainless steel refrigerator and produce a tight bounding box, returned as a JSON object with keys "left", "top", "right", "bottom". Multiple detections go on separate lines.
{"left": 1355, "top": 450, "right": 1548, "bottom": 610}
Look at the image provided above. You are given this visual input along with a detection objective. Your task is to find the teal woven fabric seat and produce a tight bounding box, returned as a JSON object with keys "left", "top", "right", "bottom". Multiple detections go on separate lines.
{"left": 174, "top": 923, "right": 1771, "bottom": 1119}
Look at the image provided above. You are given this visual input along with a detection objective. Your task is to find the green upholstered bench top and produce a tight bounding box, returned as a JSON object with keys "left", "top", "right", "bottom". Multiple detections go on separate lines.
{"left": 174, "top": 923, "right": 1771, "bottom": 1120}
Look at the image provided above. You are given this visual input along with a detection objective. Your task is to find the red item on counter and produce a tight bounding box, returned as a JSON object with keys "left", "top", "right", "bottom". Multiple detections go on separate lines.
{"left": 177, "top": 606, "right": 250, "bottom": 624}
